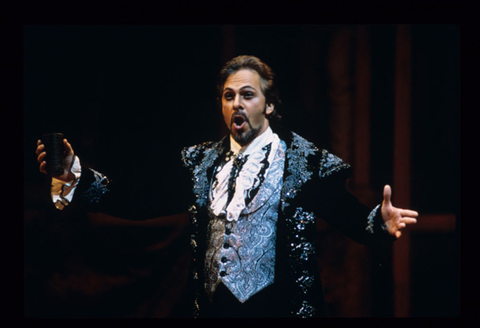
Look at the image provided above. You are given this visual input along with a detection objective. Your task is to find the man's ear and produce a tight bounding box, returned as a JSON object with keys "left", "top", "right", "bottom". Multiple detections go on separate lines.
{"left": 265, "top": 103, "right": 274, "bottom": 115}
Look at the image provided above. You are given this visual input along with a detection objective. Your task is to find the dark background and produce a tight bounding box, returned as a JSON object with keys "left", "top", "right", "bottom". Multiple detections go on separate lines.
{"left": 23, "top": 25, "right": 460, "bottom": 318}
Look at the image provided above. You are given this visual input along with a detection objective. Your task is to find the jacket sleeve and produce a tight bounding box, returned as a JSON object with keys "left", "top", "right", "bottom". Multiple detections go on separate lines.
{"left": 312, "top": 150, "right": 394, "bottom": 245}
{"left": 66, "top": 157, "right": 191, "bottom": 220}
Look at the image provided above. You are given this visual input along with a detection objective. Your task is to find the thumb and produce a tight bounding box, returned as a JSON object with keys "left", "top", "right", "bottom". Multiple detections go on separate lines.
{"left": 383, "top": 184, "right": 392, "bottom": 206}
{"left": 63, "top": 139, "right": 74, "bottom": 156}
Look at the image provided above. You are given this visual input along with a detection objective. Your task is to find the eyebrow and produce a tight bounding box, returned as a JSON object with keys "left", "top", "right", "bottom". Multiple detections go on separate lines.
{"left": 223, "top": 85, "right": 257, "bottom": 93}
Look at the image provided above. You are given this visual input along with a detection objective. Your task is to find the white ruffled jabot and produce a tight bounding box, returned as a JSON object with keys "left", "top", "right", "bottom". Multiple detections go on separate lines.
{"left": 210, "top": 127, "right": 280, "bottom": 222}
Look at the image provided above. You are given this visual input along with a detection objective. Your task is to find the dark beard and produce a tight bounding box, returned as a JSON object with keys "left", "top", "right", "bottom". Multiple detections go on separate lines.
{"left": 232, "top": 124, "right": 262, "bottom": 146}
{"left": 230, "top": 105, "right": 267, "bottom": 146}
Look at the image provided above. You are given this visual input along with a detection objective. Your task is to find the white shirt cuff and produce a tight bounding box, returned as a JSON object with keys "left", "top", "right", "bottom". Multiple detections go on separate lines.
{"left": 51, "top": 156, "right": 81, "bottom": 210}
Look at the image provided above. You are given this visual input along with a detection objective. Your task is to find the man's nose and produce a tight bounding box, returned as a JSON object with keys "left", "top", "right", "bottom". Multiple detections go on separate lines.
{"left": 233, "top": 94, "right": 242, "bottom": 110}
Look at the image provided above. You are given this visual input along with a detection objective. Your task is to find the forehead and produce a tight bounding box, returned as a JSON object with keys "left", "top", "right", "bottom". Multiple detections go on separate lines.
{"left": 223, "top": 69, "right": 262, "bottom": 91}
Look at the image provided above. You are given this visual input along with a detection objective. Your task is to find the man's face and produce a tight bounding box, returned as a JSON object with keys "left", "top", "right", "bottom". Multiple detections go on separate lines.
{"left": 221, "top": 69, "right": 274, "bottom": 146}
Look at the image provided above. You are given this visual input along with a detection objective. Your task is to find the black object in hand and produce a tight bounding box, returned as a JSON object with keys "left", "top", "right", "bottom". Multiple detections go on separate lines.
{"left": 41, "top": 133, "right": 65, "bottom": 177}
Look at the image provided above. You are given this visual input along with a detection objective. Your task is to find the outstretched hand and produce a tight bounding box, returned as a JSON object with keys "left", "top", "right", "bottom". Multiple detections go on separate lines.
{"left": 381, "top": 185, "right": 418, "bottom": 239}
{"left": 36, "top": 138, "right": 75, "bottom": 182}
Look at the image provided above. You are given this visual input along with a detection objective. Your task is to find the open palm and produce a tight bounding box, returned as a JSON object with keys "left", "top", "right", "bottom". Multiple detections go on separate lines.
{"left": 381, "top": 185, "right": 418, "bottom": 239}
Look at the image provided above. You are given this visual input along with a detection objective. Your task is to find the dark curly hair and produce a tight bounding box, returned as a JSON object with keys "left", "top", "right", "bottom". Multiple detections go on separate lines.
{"left": 216, "top": 55, "right": 282, "bottom": 123}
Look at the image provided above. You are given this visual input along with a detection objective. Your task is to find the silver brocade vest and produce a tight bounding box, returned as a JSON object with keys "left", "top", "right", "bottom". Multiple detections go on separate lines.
{"left": 204, "top": 140, "right": 286, "bottom": 303}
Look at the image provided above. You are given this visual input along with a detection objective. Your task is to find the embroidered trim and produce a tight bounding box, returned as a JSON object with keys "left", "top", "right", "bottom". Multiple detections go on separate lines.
{"left": 281, "top": 133, "right": 317, "bottom": 209}
{"left": 81, "top": 168, "right": 110, "bottom": 207}
{"left": 287, "top": 207, "right": 317, "bottom": 318}
{"left": 319, "top": 149, "right": 351, "bottom": 178}
{"left": 182, "top": 140, "right": 225, "bottom": 208}
{"left": 225, "top": 152, "right": 250, "bottom": 210}
{"left": 181, "top": 141, "right": 215, "bottom": 169}
{"left": 188, "top": 205, "right": 201, "bottom": 318}
{"left": 296, "top": 270, "right": 315, "bottom": 294}
{"left": 288, "top": 207, "right": 316, "bottom": 265}
{"left": 296, "top": 300, "right": 315, "bottom": 318}
{"left": 366, "top": 204, "right": 381, "bottom": 233}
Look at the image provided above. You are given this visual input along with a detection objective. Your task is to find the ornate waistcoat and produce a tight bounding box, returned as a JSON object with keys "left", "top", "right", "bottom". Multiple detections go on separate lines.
{"left": 181, "top": 130, "right": 353, "bottom": 317}
{"left": 204, "top": 139, "right": 285, "bottom": 303}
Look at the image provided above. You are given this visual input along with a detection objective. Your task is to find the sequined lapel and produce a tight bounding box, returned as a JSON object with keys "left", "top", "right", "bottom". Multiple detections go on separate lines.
{"left": 280, "top": 132, "right": 319, "bottom": 211}
{"left": 182, "top": 137, "right": 228, "bottom": 208}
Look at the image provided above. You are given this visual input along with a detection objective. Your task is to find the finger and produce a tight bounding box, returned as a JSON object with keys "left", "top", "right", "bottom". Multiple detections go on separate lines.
{"left": 35, "top": 144, "right": 45, "bottom": 156}
{"left": 401, "top": 217, "right": 417, "bottom": 225}
{"left": 39, "top": 161, "right": 47, "bottom": 174}
{"left": 383, "top": 184, "right": 392, "bottom": 206}
{"left": 395, "top": 231, "right": 402, "bottom": 239}
{"left": 37, "top": 151, "right": 46, "bottom": 163}
{"left": 399, "top": 222, "right": 406, "bottom": 229}
{"left": 399, "top": 209, "right": 419, "bottom": 217}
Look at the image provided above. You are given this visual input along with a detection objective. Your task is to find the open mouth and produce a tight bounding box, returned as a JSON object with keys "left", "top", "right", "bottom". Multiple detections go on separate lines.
{"left": 232, "top": 115, "right": 247, "bottom": 130}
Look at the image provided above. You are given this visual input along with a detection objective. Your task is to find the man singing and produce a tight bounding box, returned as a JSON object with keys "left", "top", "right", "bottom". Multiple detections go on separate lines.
{"left": 36, "top": 55, "right": 418, "bottom": 318}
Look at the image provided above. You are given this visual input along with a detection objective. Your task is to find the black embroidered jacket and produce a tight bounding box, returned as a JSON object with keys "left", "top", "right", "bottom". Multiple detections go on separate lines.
{"left": 68, "top": 129, "right": 392, "bottom": 318}
{"left": 180, "top": 129, "right": 392, "bottom": 317}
